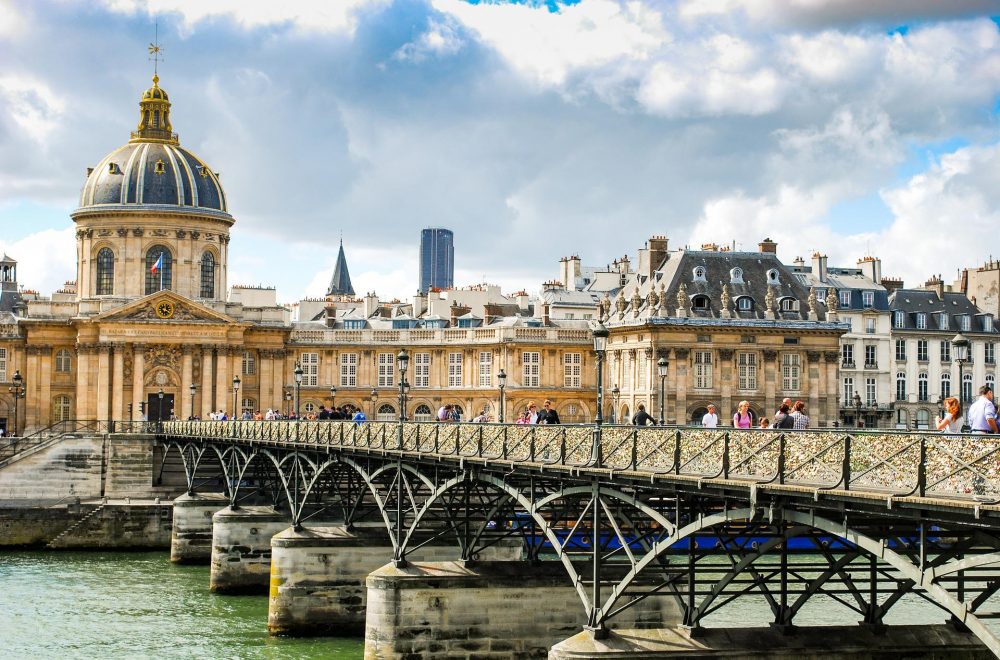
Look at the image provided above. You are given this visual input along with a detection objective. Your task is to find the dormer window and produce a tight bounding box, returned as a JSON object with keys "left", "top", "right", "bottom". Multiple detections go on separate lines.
{"left": 916, "top": 313, "right": 927, "bottom": 330}
{"left": 960, "top": 315, "right": 971, "bottom": 331}
{"left": 692, "top": 295, "right": 710, "bottom": 310}
{"left": 343, "top": 320, "right": 365, "bottom": 330}
{"left": 736, "top": 296, "right": 753, "bottom": 311}
{"left": 729, "top": 267, "right": 744, "bottom": 284}
{"left": 154, "top": 159, "right": 166, "bottom": 175}
{"left": 839, "top": 290, "right": 851, "bottom": 307}
{"left": 779, "top": 297, "right": 796, "bottom": 312}
{"left": 938, "top": 312, "right": 949, "bottom": 330}
{"left": 862, "top": 291, "right": 874, "bottom": 307}
{"left": 766, "top": 269, "right": 780, "bottom": 285}
{"left": 815, "top": 287, "right": 826, "bottom": 301}
{"left": 985, "top": 316, "right": 994, "bottom": 332}
{"left": 198, "top": 166, "right": 210, "bottom": 178}
{"left": 692, "top": 266, "right": 707, "bottom": 282}
{"left": 893, "top": 311, "right": 904, "bottom": 328}
{"left": 108, "top": 162, "right": 122, "bottom": 175}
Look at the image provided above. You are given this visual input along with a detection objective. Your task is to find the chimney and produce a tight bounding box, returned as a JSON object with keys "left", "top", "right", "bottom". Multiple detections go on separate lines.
{"left": 412, "top": 290, "right": 427, "bottom": 317}
{"left": 484, "top": 302, "right": 503, "bottom": 325}
{"left": 542, "top": 280, "right": 562, "bottom": 292}
{"left": 515, "top": 291, "right": 529, "bottom": 312}
{"left": 923, "top": 275, "right": 944, "bottom": 300}
{"left": 793, "top": 256, "right": 805, "bottom": 268}
{"left": 541, "top": 302, "right": 550, "bottom": 326}
{"left": 324, "top": 299, "right": 338, "bottom": 328}
{"left": 639, "top": 236, "right": 669, "bottom": 279}
{"left": 363, "top": 292, "right": 379, "bottom": 318}
{"left": 450, "top": 301, "right": 471, "bottom": 326}
{"left": 811, "top": 252, "right": 828, "bottom": 283}
{"left": 758, "top": 238, "right": 778, "bottom": 254}
{"left": 881, "top": 277, "right": 904, "bottom": 296}
{"left": 857, "top": 256, "right": 882, "bottom": 284}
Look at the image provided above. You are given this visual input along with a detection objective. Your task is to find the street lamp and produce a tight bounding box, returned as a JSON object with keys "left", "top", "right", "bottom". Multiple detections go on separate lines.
{"left": 370, "top": 387, "right": 379, "bottom": 418}
{"left": 611, "top": 385, "right": 620, "bottom": 424}
{"left": 497, "top": 368, "right": 507, "bottom": 422}
{"left": 9, "top": 370, "right": 23, "bottom": 437}
{"left": 284, "top": 389, "right": 292, "bottom": 418}
{"left": 853, "top": 392, "right": 862, "bottom": 429}
{"left": 657, "top": 356, "right": 669, "bottom": 426}
{"left": 397, "top": 349, "right": 409, "bottom": 422}
{"left": 952, "top": 332, "right": 970, "bottom": 407}
{"left": 329, "top": 385, "right": 337, "bottom": 412}
{"left": 293, "top": 361, "right": 304, "bottom": 419}
{"left": 157, "top": 388, "right": 164, "bottom": 426}
{"left": 189, "top": 383, "right": 196, "bottom": 420}
{"left": 588, "top": 321, "right": 609, "bottom": 638}
{"left": 232, "top": 374, "right": 241, "bottom": 420}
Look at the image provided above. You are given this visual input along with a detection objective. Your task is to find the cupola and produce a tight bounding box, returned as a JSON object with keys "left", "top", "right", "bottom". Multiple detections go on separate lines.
{"left": 132, "top": 74, "right": 177, "bottom": 144}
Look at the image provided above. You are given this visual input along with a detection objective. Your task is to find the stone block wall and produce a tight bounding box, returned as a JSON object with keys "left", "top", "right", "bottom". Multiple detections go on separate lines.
{"left": 47, "top": 502, "right": 173, "bottom": 549}
{"left": 0, "top": 437, "right": 105, "bottom": 501}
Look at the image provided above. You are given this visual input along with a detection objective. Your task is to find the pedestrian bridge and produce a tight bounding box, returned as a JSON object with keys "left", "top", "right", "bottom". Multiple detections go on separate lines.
{"left": 155, "top": 420, "right": 1000, "bottom": 657}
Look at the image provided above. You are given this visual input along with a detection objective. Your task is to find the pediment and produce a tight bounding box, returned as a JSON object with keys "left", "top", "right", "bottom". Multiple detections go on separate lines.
{"left": 94, "top": 291, "right": 236, "bottom": 324}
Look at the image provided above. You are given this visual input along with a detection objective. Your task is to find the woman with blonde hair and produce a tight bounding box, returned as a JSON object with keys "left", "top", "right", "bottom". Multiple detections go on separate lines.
{"left": 732, "top": 400, "right": 753, "bottom": 428}
{"left": 936, "top": 396, "right": 962, "bottom": 433}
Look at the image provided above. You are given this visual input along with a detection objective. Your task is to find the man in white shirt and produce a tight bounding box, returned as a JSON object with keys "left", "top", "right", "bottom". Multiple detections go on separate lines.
{"left": 967, "top": 385, "right": 998, "bottom": 433}
{"left": 702, "top": 404, "right": 719, "bottom": 428}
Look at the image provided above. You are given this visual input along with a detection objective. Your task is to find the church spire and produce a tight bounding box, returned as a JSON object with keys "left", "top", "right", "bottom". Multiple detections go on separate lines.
{"left": 326, "top": 239, "right": 356, "bottom": 297}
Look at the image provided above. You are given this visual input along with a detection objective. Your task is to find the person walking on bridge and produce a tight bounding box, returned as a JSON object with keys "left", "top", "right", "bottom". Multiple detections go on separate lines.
{"left": 967, "top": 385, "right": 997, "bottom": 433}
{"left": 632, "top": 404, "right": 654, "bottom": 426}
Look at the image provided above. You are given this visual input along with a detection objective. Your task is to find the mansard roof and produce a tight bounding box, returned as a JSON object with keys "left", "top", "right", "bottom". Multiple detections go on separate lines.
{"left": 889, "top": 289, "right": 997, "bottom": 334}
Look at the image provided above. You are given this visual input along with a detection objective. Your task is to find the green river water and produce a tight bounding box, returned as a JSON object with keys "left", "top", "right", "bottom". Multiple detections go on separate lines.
{"left": 0, "top": 550, "right": 994, "bottom": 659}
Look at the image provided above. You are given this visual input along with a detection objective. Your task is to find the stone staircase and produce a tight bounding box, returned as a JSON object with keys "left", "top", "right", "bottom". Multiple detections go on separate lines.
{"left": 47, "top": 503, "right": 107, "bottom": 548}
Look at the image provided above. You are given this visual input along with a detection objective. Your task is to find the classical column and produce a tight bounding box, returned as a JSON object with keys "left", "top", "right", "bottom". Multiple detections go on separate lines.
{"left": 24, "top": 346, "right": 41, "bottom": 429}
{"left": 230, "top": 347, "right": 243, "bottom": 414}
{"left": 718, "top": 348, "right": 734, "bottom": 421}
{"left": 96, "top": 344, "right": 112, "bottom": 422}
{"left": 762, "top": 349, "right": 778, "bottom": 411}
{"left": 201, "top": 346, "right": 214, "bottom": 418}
{"left": 272, "top": 350, "right": 286, "bottom": 411}
{"left": 111, "top": 343, "right": 125, "bottom": 421}
{"left": 132, "top": 343, "right": 145, "bottom": 420}
{"left": 806, "top": 351, "right": 821, "bottom": 424}
{"left": 38, "top": 347, "right": 53, "bottom": 427}
{"left": 214, "top": 346, "right": 230, "bottom": 415}
{"left": 76, "top": 344, "right": 92, "bottom": 421}
{"left": 824, "top": 351, "right": 840, "bottom": 427}
{"left": 673, "top": 348, "right": 689, "bottom": 425}
{"left": 259, "top": 349, "right": 273, "bottom": 412}
{"left": 180, "top": 346, "right": 194, "bottom": 420}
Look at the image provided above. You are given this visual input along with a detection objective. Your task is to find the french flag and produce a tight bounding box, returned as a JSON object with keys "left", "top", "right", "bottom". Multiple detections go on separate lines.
{"left": 150, "top": 253, "right": 163, "bottom": 274}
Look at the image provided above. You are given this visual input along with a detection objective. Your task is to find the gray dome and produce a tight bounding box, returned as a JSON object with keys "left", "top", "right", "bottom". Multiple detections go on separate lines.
{"left": 79, "top": 142, "right": 228, "bottom": 213}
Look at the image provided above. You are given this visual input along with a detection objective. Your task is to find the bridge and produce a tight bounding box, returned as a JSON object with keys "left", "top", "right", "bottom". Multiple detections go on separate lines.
{"left": 154, "top": 419, "right": 1000, "bottom": 658}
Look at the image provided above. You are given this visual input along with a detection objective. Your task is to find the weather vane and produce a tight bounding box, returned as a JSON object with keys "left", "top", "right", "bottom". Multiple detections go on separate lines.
{"left": 148, "top": 21, "right": 163, "bottom": 76}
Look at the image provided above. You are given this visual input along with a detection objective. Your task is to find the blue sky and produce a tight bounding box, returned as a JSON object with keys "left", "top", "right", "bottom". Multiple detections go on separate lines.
{"left": 0, "top": 0, "right": 998, "bottom": 300}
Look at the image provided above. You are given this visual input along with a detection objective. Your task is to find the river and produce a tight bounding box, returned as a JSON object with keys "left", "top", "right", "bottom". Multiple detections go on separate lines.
{"left": 0, "top": 551, "right": 994, "bottom": 658}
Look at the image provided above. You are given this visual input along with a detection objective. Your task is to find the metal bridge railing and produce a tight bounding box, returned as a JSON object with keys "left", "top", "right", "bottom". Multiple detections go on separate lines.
{"left": 156, "top": 420, "right": 999, "bottom": 503}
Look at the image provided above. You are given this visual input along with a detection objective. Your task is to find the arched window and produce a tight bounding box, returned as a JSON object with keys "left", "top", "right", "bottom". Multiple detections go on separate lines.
{"left": 55, "top": 349, "right": 72, "bottom": 373}
{"left": 377, "top": 403, "right": 396, "bottom": 422}
{"left": 730, "top": 268, "right": 744, "bottom": 284}
{"left": 304, "top": 402, "right": 316, "bottom": 413}
{"left": 963, "top": 374, "right": 973, "bottom": 403}
{"left": 692, "top": 266, "right": 707, "bottom": 282}
{"left": 736, "top": 297, "right": 753, "bottom": 311}
{"left": 987, "top": 374, "right": 996, "bottom": 393}
{"left": 96, "top": 248, "right": 114, "bottom": 295}
{"left": 200, "top": 251, "right": 216, "bottom": 298}
{"left": 53, "top": 395, "right": 71, "bottom": 422}
{"left": 144, "top": 245, "right": 173, "bottom": 294}
{"left": 779, "top": 297, "right": 796, "bottom": 312}
{"left": 895, "top": 409, "right": 908, "bottom": 429}
{"left": 895, "top": 373, "right": 906, "bottom": 401}
{"left": 413, "top": 404, "right": 433, "bottom": 422}
{"left": 918, "top": 373, "right": 928, "bottom": 402}
{"left": 766, "top": 269, "right": 780, "bottom": 284}
{"left": 916, "top": 409, "right": 930, "bottom": 429}
{"left": 940, "top": 373, "right": 951, "bottom": 398}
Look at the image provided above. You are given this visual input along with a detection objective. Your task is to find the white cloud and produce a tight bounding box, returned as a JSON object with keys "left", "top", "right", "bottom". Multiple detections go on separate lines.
{"left": 98, "top": 0, "right": 390, "bottom": 35}
{"left": 395, "top": 18, "right": 464, "bottom": 62}
{"left": 0, "top": 0, "right": 26, "bottom": 38}
{"left": 0, "top": 75, "right": 66, "bottom": 144}
{"left": 0, "top": 227, "right": 75, "bottom": 295}
{"left": 433, "top": 0, "right": 667, "bottom": 86}
{"left": 678, "top": 0, "right": 1000, "bottom": 28}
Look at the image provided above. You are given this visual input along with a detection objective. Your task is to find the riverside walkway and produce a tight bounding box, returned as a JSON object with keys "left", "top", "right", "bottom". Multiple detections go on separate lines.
{"left": 156, "top": 420, "right": 1000, "bottom": 656}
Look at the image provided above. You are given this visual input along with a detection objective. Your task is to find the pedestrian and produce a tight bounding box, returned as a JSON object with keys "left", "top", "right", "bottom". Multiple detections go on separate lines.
{"left": 758, "top": 417, "right": 770, "bottom": 428}
{"left": 526, "top": 402, "right": 540, "bottom": 424}
{"left": 790, "top": 401, "right": 809, "bottom": 430}
{"left": 538, "top": 399, "right": 561, "bottom": 424}
{"left": 774, "top": 397, "right": 792, "bottom": 421}
{"left": 516, "top": 408, "right": 531, "bottom": 424}
{"left": 450, "top": 406, "right": 461, "bottom": 422}
{"left": 437, "top": 404, "right": 453, "bottom": 422}
{"left": 632, "top": 403, "right": 654, "bottom": 426}
{"left": 352, "top": 409, "right": 367, "bottom": 425}
{"left": 732, "top": 400, "right": 753, "bottom": 429}
{"left": 701, "top": 404, "right": 719, "bottom": 428}
{"left": 772, "top": 403, "right": 794, "bottom": 429}
{"left": 967, "top": 385, "right": 997, "bottom": 433}
{"left": 936, "top": 396, "right": 963, "bottom": 433}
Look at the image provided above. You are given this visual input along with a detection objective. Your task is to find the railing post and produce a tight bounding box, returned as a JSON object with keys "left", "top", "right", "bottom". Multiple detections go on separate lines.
{"left": 918, "top": 438, "right": 927, "bottom": 497}
{"left": 631, "top": 428, "right": 638, "bottom": 471}
{"left": 562, "top": 428, "right": 569, "bottom": 465}
{"left": 674, "top": 430, "right": 682, "bottom": 475}
{"left": 843, "top": 435, "right": 852, "bottom": 491}
{"left": 477, "top": 425, "right": 483, "bottom": 457}
{"left": 502, "top": 424, "right": 508, "bottom": 461}
{"left": 777, "top": 433, "right": 786, "bottom": 485}
{"left": 530, "top": 428, "right": 536, "bottom": 463}
{"left": 723, "top": 432, "right": 730, "bottom": 479}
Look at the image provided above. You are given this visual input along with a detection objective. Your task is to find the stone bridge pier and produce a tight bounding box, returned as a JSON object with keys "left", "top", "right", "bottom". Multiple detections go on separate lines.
{"left": 210, "top": 505, "right": 292, "bottom": 594}
{"left": 170, "top": 492, "right": 229, "bottom": 563}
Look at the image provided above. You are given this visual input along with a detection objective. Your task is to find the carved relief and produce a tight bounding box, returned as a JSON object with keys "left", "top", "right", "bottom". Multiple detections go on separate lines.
{"left": 117, "top": 227, "right": 128, "bottom": 237}
{"left": 190, "top": 231, "right": 201, "bottom": 240}
{"left": 132, "top": 227, "right": 144, "bottom": 237}
{"left": 823, "top": 350, "right": 840, "bottom": 362}
{"left": 116, "top": 301, "right": 204, "bottom": 322}
{"left": 97, "top": 229, "right": 112, "bottom": 237}
{"left": 152, "top": 229, "right": 168, "bottom": 237}
{"left": 718, "top": 348, "right": 735, "bottom": 361}
{"left": 806, "top": 350, "right": 822, "bottom": 363}
{"left": 176, "top": 229, "right": 187, "bottom": 239}
{"left": 673, "top": 348, "right": 690, "bottom": 359}
{"left": 825, "top": 288, "right": 838, "bottom": 311}
{"left": 762, "top": 349, "right": 778, "bottom": 361}
{"left": 144, "top": 367, "right": 179, "bottom": 387}
{"left": 75, "top": 228, "right": 93, "bottom": 239}
{"left": 144, "top": 344, "right": 181, "bottom": 371}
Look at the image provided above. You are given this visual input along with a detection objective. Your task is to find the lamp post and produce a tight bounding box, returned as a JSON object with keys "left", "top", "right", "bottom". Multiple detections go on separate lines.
{"left": 853, "top": 392, "right": 862, "bottom": 429}
{"left": 329, "top": 385, "right": 337, "bottom": 412}
{"left": 9, "top": 370, "right": 23, "bottom": 437}
{"left": 293, "top": 361, "right": 303, "bottom": 419}
{"left": 657, "top": 356, "right": 669, "bottom": 426}
{"left": 588, "top": 321, "right": 609, "bottom": 638}
{"left": 284, "top": 389, "right": 291, "bottom": 418}
{"left": 157, "top": 388, "right": 164, "bottom": 426}
{"left": 189, "top": 383, "right": 196, "bottom": 420}
{"left": 232, "top": 375, "right": 241, "bottom": 420}
{"left": 497, "top": 369, "right": 507, "bottom": 422}
{"left": 370, "top": 387, "right": 379, "bottom": 419}
{"left": 952, "top": 332, "right": 970, "bottom": 408}
{"left": 397, "top": 349, "right": 409, "bottom": 422}
{"left": 592, "top": 323, "right": 609, "bottom": 442}
{"left": 611, "top": 385, "right": 620, "bottom": 424}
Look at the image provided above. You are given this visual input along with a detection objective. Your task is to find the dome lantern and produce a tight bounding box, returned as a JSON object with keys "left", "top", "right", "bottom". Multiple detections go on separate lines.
{"left": 132, "top": 74, "right": 177, "bottom": 144}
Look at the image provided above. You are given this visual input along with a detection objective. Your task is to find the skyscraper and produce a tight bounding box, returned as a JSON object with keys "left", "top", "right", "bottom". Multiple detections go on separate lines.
{"left": 419, "top": 228, "right": 454, "bottom": 292}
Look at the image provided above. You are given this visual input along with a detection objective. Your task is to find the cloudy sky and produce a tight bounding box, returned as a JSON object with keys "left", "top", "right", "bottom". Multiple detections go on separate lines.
{"left": 0, "top": 0, "right": 998, "bottom": 302}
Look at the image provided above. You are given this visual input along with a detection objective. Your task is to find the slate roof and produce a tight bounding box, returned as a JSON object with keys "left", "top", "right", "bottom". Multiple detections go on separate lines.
{"left": 790, "top": 266, "right": 889, "bottom": 311}
{"left": 326, "top": 241, "right": 356, "bottom": 297}
{"left": 889, "top": 289, "right": 998, "bottom": 335}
